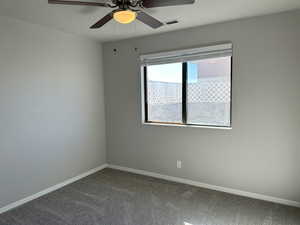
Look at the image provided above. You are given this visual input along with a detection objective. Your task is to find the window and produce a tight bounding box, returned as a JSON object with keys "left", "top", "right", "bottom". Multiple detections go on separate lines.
{"left": 146, "top": 63, "right": 182, "bottom": 123}
{"left": 141, "top": 43, "right": 232, "bottom": 128}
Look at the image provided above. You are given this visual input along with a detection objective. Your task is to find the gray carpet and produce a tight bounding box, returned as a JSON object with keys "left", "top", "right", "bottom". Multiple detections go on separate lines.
{"left": 0, "top": 168, "right": 300, "bottom": 225}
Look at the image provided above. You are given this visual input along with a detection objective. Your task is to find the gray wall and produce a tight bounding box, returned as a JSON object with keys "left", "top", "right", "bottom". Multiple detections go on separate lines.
{"left": 103, "top": 10, "right": 300, "bottom": 202}
{"left": 0, "top": 16, "right": 106, "bottom": 208}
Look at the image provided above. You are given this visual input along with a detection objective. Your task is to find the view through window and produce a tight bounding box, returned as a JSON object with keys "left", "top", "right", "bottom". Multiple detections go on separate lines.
{"left": 147, "top": 63, "right": 182, "bottom": 123}
{"left": 187, "top": 57, "right": 231, "bottom": 126}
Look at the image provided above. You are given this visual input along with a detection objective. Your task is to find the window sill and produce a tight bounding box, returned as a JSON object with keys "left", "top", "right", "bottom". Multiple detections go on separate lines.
{"left": 142, "top": 122, "right": 232, "bottom": 130}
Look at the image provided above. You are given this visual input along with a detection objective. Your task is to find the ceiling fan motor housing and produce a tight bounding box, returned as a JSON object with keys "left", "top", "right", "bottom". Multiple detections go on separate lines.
{"left": 110, "top": 0, "right": 143, "bottom": 10}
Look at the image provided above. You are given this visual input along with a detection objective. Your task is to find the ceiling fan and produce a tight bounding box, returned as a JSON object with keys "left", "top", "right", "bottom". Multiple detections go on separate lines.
{"left": 48, "top": 0, "right": 195, "bottom": 29}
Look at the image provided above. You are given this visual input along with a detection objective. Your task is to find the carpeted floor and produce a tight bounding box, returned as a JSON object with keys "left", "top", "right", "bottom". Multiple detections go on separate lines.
{"left": 0, "top": 168, "right": 300, "bottom": 225}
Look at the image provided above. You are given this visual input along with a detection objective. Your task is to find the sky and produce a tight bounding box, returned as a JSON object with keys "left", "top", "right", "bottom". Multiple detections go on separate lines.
{"left": 147, "top": 63, "right": 182, "bottom": 83}
{"left": 147, "top": 56, "right": 231, "bottom": 83}
{"left": 147, "top": 62, "right": 198, "bottom": 83}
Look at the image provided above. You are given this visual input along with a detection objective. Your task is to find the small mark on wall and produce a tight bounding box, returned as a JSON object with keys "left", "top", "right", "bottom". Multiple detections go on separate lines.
{"left": 113, "top": 48, "right": 117, "bottom": 55}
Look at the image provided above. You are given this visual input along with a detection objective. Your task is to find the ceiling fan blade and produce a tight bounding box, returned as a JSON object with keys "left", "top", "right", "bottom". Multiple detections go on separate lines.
{"left": 90, "top": 12, "right": 113, "bottom": 29}
{"left": 48, "top": 0, "right": 107, "bottom": 7}
{"left": 142, "top": 0, "right": 195, "bottom": 8}
{"left": 136, "top": 11, "right": 163, "bottom": 29}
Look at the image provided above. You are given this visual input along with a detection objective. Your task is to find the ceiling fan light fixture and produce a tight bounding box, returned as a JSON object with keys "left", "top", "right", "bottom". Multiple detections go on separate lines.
{"left": 113, "top": 10, "right": 137, "bottom": 24}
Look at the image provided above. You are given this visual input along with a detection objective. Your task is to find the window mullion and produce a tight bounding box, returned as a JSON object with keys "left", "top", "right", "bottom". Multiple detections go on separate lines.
{"left": 144, "top": 66, "right": 149, "bottom": 122}
{"left": 182, "top": 62, "right": 188, "bottom": 124}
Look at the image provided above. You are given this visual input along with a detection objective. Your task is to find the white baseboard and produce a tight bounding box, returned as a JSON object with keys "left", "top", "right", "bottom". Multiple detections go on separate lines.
{"left": 107, "top": 164, "right": 300, "bottom": 208}
{"left": 1, "top": 163, "right": 299, "bottom": 215}
{"left": 0, "top": 164, "right": 108, "bottom": 214}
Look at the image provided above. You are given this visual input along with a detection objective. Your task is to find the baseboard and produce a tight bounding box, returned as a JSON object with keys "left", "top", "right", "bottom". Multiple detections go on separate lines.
{"left": 0, "top": 164, "right": 108, "bottom": 214}
{"left": 2, "top": 163, "right": 299, "bottom": 214}
{"left": 107, "top": 164, "right": 300, "bottom": 208}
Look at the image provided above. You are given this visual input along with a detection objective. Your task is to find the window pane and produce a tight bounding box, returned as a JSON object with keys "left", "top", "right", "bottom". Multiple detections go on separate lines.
{"left": 187, "top": 56, "right": 231, "bottom": 126}
{"left": 147, "top": 63, "right": 182, "bottom": 123}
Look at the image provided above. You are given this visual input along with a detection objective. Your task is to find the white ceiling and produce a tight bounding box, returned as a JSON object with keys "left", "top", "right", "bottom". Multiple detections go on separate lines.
{"left": 0, "top": 0, "right": 299, "bottom": 42}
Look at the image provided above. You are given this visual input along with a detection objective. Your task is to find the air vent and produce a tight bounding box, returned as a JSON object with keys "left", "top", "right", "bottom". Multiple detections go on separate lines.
{"left": 166, "top": 20, "right": 179, "bottom": 25}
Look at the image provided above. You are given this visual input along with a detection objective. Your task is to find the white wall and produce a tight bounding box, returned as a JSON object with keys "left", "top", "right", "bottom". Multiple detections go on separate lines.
{"left": 103, "top": 10, "right": 300, "bottom": 202}
{"left": 0, "top": 16, "right": 106, "bottom": 208}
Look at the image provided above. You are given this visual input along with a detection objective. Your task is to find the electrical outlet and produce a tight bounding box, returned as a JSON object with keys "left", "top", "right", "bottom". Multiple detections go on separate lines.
{"left": 177, "top": 160, "right": 182, "bottom": 169}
